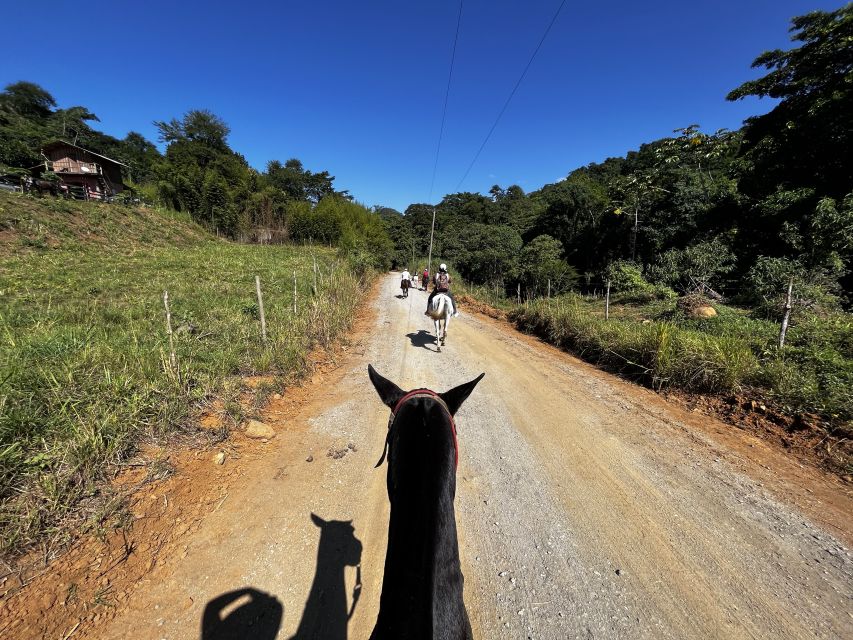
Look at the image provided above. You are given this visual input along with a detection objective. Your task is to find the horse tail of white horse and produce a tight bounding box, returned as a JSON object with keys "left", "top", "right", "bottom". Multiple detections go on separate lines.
{"left": 429, "top": 294, "right": 450, "bottom": 318}
{"left": 435, "top": 295, "right": 446, "bottom": 317}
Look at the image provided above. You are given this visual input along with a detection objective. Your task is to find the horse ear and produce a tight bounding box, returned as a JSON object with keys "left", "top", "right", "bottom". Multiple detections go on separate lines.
{"left": 440, "top": 373, "right": 485, "bottom": 416}
{"left": 368, "top": 364, "right": 405, "bottom": 409}
{"left": 310, "top": 512, "right": 326, "bottom": 528}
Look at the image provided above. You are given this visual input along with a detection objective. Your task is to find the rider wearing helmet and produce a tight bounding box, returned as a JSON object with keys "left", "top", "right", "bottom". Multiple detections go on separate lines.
{"left": 425, "top": 263, "right": 459, "bottom": 317}
{"left": 401, "top": 267, "right": 411, "bottom": 287}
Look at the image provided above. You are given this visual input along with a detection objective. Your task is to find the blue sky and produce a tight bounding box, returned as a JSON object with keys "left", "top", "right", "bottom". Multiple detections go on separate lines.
{"left": 3, "top": 1, "right": 843, "bottom": 211}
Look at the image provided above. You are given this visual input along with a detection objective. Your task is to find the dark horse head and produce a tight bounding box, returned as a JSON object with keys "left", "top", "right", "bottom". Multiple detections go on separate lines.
{"left": 367, "top": 365, "right": 484, "bottom": 640}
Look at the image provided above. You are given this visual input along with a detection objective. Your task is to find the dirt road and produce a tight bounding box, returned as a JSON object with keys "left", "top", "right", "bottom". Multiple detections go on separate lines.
{"left": 102, "top": 273, "right": 852, "bottom": 639}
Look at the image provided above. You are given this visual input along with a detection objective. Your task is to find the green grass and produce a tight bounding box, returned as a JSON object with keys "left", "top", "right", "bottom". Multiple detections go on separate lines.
{"left": 0, "top": 192, "right": 362, "bottom": 557}
{"left": 457, "top": 281, "right": 517, "bottom": 311}
{"left": 502, "top": 292, "right": 852, "bottom": 434}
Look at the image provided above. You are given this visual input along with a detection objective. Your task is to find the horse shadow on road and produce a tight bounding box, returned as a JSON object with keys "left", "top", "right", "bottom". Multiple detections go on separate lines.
{"left": 406, "top": 330, "right": 437, "bottom": 350}
{"left": 200, "top": 513, "right": 363, "bottom": 640}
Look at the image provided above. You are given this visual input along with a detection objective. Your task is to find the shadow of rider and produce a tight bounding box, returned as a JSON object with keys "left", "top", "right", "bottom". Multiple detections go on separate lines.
{"left": 288, "top": 513, "right": 363, "bottom": 640}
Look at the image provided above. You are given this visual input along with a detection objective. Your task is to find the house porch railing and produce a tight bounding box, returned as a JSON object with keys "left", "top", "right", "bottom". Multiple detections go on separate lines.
{"left": 46, "top": 159, "right": 103, "bottom": 175}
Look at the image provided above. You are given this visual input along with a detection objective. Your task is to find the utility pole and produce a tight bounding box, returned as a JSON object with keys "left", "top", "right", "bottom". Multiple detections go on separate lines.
{"left": 427, "top": 206, "right": 436, "bottom": 275}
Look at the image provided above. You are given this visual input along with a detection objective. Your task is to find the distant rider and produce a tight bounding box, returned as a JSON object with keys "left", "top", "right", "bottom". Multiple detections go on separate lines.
{"left": 425, "top": 264, "right": 458, "bottom": 317}
{"left": 422, "top": 267, "right": 429, "bottom": 290}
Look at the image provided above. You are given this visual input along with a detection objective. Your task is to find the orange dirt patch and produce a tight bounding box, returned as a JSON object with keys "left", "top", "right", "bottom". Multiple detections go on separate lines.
{"left": 666, "top": 390, "right": 853, "bottom": 481}
{"left": 457, "top": 294, "right": 507, "bottom": 320}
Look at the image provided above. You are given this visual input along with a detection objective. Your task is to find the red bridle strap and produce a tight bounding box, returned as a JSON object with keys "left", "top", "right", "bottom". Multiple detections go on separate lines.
{"left": 388, "top": 389, "right": 458, "bottom": 468}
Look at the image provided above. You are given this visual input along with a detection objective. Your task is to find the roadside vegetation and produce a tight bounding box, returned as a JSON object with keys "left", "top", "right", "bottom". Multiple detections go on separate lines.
{"left": 0, "top": 191, "right": 370, "bottom": 558}
{"left": 459, "top": 271, "right": 853, "bottom": 436}
{"left": 511, "top": 293, "right": 852, "bottom": 424}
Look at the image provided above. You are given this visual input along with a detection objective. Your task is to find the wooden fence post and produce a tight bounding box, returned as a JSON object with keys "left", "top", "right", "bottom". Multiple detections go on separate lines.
{"left": 778, "top": 277, "right": 793, "bottom": 348}
{"left": 163, "top": 290, "right": 177, "bottom": 374}
{"left": 255, "top": 275, "right": 267, "bottom": 344}
{"left": 312, "top": 255, "right": 318, "bottom": 293}
{"left": 605, "top": 280, "right": 611, "bottom": 321}
{"left": 293, "top": 270, "right": 298, "bottom": 313}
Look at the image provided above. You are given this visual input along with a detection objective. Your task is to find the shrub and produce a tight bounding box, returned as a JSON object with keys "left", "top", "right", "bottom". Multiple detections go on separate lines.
{"left": 510, "top": 300, "right": 757, "bottom": 393}
{"left": 744, "top": 256, "right": 842, "bottom": 317}
{"left": 604, "top": 260, "right": 649, "bottom": 293}
{"left": 604, "top": 260, "right": 674, "bottom": 302}
{"left": 647, "top": 237, "right": 735, "bottom": 294}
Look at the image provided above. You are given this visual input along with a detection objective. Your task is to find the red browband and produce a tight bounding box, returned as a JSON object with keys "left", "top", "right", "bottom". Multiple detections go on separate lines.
{"left": 391, "top": 389, "right": 459, "bottom": 468}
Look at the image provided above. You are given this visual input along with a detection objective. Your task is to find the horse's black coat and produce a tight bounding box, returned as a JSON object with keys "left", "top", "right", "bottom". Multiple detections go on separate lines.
{"left": 368, "top": 365, "right": 484, "bottom": 640}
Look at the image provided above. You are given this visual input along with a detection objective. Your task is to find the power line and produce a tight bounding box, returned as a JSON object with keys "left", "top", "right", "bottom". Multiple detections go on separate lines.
{"left": 427, "top": 0, "right": 464, "bottom": 275}
{"left": 428, "top": 0, "right": 464, "bottom": 204}
{"left": 455, "top": 0, "right": 567, "bottom": 191}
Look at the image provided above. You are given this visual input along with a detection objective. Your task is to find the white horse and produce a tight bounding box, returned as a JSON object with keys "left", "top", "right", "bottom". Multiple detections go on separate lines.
{"left": 426, "top": 294, "right": 453, "bottom": 351}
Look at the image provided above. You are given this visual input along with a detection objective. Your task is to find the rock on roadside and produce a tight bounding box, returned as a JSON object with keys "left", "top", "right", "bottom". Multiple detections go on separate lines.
{"left": 692, "top": 305, "right": 717, "bottom": 318}
{"left": 244, "top": 419, "right": 275, "bottom": 439}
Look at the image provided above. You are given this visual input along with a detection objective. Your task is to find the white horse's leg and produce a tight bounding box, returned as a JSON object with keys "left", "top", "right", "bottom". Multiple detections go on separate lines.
{"left": 434, "top": 317, "right": 441, "bottom": 351}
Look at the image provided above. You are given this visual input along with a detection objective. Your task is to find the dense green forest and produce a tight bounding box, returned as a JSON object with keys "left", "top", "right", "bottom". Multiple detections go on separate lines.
{"left": 387, "top": 5, "right": 852, "bottom": 312}
{"left": 0, "top": 84, "right": 391, "bottom": 271}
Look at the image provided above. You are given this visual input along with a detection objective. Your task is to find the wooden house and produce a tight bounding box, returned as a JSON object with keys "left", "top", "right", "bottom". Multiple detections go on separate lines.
{"left": 40, "top": 141, "right": 127, "bottom": 200}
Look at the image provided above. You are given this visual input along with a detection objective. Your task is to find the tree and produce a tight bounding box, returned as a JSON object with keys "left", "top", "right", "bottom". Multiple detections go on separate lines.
{"left": 155, "top": 109, "right": 231, "bottom": 150}
{"left": 437, "top": 191, "right": 494, "bottom": 225}
{"left": 532, "top": 174, "right": 610, "bottom": 269}
{"left": 491, "top": 184, "right": 540, "bottom": 233}
{"left": 727, "top": 5, "right": 852, "bottom": 200}
{"left": 726, "top": 5, "right": 853, "bottom": 293}
{"left": 376, "top": 206, "right": 415, "bottom": 268}
{"left": 117, "top": 131, "right": 162, "bottom": 183}
{"left": 518, "top": 235, "right": 578, "bottom": 296}
{"left": 454, "top": 224, "right": 522, "bottom": 285}
{"left": 612, "top": 172, "right": 660, "bottom": 261}
{"left": 54, "top": 106, "right": 99, "bottom": 134}
{"left": 265, "top": 158, "right": 346, "bottom": 203}
{"left": 0, "top": 81, "right": 56, "bottom": 117}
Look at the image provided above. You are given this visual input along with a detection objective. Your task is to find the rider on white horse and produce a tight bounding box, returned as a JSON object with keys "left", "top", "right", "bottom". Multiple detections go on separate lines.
{"left": 425, "top": 264, "right": 459, "bottom": 317}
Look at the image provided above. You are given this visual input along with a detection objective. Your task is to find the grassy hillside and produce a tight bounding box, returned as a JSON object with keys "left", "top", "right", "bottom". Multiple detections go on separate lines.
{"left": 0, "top": 192, "right": 361, "bottom": 556}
